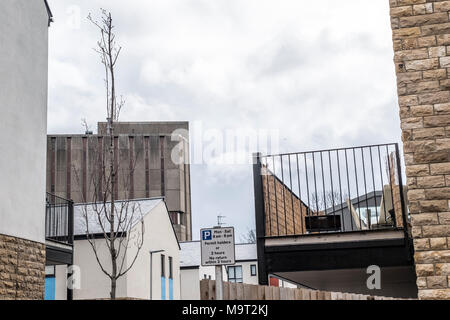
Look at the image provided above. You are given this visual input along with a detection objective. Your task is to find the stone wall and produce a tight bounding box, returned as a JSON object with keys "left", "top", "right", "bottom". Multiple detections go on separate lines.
{"left": 262, "top": 167, "right": 309, "bottom": 236}
{"left": 389, "top": 0, "right": 450, "bottom": 300}
{"left": 0, "top": 234, "right": 45, "bottom": 300}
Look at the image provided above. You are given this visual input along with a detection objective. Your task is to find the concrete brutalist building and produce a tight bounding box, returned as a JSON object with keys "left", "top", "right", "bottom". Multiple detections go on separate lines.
{"left": 46, "top": 122, "right": 192, "bottom": 241}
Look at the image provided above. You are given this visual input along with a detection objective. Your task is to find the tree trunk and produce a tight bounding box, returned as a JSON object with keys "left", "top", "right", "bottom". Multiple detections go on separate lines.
{"left": 110, "top": 276, "right": 117, "bottom": 299}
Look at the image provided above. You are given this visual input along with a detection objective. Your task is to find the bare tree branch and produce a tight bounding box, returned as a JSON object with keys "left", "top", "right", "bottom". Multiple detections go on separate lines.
{"left": 72, "top": 9, "right": 146, "bottom": 300}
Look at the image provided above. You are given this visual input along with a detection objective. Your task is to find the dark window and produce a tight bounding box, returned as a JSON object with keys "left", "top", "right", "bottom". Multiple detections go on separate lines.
{"left": 250, "top": 264, "right": 257, "bottom": 276}
{"left": 161, "top": 254, "right": 165, "bottom": 277}
{"left": 228, "top": 266, "right": 243, "bottom": 283}
{"left": 169, "top": 256, "right": 173, "bottom": 279}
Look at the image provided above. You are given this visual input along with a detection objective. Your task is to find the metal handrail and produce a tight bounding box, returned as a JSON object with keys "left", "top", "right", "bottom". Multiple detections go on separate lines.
{"left": 254, "top": 143, "right": 409, "bottom": 237}
{"left": 45, "top": 193, "right": 74, "bottom": 245}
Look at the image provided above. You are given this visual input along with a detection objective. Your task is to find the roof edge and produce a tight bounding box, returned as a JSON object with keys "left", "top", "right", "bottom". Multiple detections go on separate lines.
{"left": 73, "top": 196, "right": 165, "bottom": 207}
{"left": 44, "top": 0, "right": 53, "bottom": 26}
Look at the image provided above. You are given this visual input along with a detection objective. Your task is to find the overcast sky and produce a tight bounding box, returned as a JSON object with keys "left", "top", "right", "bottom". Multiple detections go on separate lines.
{"left": 47, "top": 0, "right": 401, "bottom": 241}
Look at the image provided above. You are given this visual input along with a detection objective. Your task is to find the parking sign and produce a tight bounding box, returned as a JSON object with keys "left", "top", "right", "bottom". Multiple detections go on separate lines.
{"left": 200, "top": 227, "right": 235, "bottom": 266}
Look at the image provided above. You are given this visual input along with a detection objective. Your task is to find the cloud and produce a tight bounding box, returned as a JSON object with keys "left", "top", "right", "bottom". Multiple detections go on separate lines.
{"left": 47, "top": 0, "right": 401, "bottom": 239}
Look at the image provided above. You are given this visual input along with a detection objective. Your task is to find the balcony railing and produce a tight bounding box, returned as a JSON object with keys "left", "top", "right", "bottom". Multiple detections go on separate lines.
{"left": 46, "top": 193, "right": 74, "bottom": 245}
{"left": 253, "top": 143, "right": 410, "bottom": 238}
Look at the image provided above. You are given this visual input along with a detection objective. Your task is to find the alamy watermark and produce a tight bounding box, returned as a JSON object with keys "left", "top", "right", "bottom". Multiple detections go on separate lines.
{"left": 170, "top": 121, "right": 280, "bottom": 166}
{"left": 366, "top": 265, "right": 381, "bottom": 290}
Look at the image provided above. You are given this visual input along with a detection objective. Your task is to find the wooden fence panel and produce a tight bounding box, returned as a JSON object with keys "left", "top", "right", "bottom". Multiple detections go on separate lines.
{"left": 199, "top": 280, "right": 406, "bottom": 301}
{"left": 257, "top": 285, "right": 265, "bottom": 300}
{"left": 264, "top": 286, "right": 273, "bottom": 300}
{"left": 272, "top": 286, "right": 280, "bottom": 300}
{"left": 236, "top": 283, "right": 244, "bottom": 300}
{"left": 223, "top": 282, "right": 229, "bottom": 300}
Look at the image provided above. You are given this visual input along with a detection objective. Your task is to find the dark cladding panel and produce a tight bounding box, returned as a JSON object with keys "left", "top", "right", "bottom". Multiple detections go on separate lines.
{"left": 70, "top": 137, "right": 83, "bottom": 203}
{"left": 133, "top": 135, "right": 146, "bottom": 199}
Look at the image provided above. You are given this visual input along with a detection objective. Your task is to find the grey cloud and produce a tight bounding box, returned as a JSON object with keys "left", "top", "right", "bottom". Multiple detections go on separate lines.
{"left": 47, "top": 0, "right": 402, "bottom": 240}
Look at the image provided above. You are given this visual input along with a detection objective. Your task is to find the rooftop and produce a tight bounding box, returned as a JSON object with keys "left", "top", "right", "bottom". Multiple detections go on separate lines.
{"left": 73, "top": 198, "right": 163, "bottom": 236}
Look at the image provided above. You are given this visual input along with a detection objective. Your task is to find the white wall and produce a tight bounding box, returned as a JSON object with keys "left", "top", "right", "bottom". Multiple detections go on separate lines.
{"left": 72, "top": 201, "right": 180, "bottom": 300}
{"left": 0, "top": 0, "right": 49, "bottom": 243}
{"left": 73, "top": 239, "right": 128, "bottom": 300}
{"left": 55, "top": 265, "right": 68, "bottom": 300}
{"left": 180, "top": 268, "right": 200, "bottom": 300}
{"left": 126, "top": 201, "right": 181, "bottom": 300}
{"left": 198, "top": 261, "right": 259, "bottom": 284}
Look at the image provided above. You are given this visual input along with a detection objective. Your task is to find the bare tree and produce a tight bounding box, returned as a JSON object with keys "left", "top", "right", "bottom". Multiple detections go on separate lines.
{"left": 74, "top": 9, "right": 144, "bottom": 300}
{"left": 310, "top": 189, "right": 349, "bottom": 213}
{"left": 81, "top": 118, "right": 92, "bottom": 134}
{"left": 240, "top": 228, "right": 256, "bottom": 244}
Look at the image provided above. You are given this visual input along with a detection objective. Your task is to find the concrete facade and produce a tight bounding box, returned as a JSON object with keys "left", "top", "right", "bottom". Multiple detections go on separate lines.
{"left": 0, "top": 0, "right": 51, "bottom": 299}
{"left": 389, "top": 0, "right": 450, "bottom": 299}
{"left": 46, "top": 121, "right": 192, "bottom": 241}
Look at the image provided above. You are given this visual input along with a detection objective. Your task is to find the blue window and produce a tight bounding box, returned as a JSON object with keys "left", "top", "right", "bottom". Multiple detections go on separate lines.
{"left": 161, "top": 277, "right": 166, "bottom": 300}
{"left": 45, "top": 266, "right": 56, "bottom": 300}
{"left": 161, "top": 254, "right": 166, "bottom": 300}
{"left": 169, "top": 257, "right": 173, "bottom": 300}
{"left": 44, "top": 276, "right": 55, "bottom": 300}
{"left": 169, "top": 279, "right": 173, "bottom": 300}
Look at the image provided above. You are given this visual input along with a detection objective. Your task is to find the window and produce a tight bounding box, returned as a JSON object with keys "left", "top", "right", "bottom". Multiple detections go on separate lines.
{"left": 44, "top": 266, "right": 56, "bottom": 300}
{"left": 250, "top": 264, "right": 257, "bottom": 276}
{"left": 227, "top": 266, "right": 243, "bottom": 283}
{"left": 169, "top": 257, "right": 173, "bottom": 279}
{"left": 168, "top": 256, "right": 174, "bottom": 300}
{"left": 161, "top": 254, "right": 165, "bottom": 277}
{"left": 161, "top": 254, "right": 166, "bottom": 300}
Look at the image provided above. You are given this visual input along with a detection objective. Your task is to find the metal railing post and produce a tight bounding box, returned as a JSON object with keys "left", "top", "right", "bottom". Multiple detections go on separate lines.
{"left": 68, "top": 200, "right": 74, "bottom": 245}
{"left": 394, "top": 144, "right": 410, "bottom": 240}
{"left": 253, "top": 152, "right": 268, "bottom": 285}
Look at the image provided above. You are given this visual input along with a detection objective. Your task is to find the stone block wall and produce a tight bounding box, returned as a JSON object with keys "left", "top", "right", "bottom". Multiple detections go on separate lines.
{"left": 0, "top": 234, "right": 45, "bottom": 300}
{"left": 389, "top": 0, "right": 450, "bottom": 300}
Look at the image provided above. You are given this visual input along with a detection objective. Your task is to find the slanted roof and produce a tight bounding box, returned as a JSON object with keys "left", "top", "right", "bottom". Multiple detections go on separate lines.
{"left": 180, "top": 241, "right": 257, "bottom": 268}
{"left": 74, "top": 198, "right": 163, "bottom": 236}
{"left": 44, "top": 0, "right": 53, "bottom": 26}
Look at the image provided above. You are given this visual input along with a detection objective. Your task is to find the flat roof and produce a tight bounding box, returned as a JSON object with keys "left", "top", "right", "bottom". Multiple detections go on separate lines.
{"left": 73, "top": 198, "right": 163, "bottom": 236}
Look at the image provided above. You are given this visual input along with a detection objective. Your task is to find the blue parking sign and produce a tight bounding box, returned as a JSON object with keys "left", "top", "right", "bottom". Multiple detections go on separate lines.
{"left": 202, "top": 230, "right": 212, "bottom": 240}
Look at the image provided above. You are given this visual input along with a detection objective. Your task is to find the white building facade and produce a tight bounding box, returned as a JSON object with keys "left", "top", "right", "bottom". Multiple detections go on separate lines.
{"left": 47, "top": 198, "right": 181, "bottom": 300}
{"left": 0, "top": 0, "right": 52, "bottom": 300}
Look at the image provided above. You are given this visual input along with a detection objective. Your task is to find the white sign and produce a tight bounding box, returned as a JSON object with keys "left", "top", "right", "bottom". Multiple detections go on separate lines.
{"left": 200, "top": 227, "right": 236, "bottom": 266}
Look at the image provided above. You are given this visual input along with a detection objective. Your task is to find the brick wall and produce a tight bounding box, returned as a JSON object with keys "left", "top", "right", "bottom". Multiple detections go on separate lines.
{"left": 262, "top": 167, "right": 308, "bottom": 236}
{"left": 389, "top": 0, "right": 450, "bottom": 299}
{"left": 0, "top": 234, "right": 45, "bottom": 300}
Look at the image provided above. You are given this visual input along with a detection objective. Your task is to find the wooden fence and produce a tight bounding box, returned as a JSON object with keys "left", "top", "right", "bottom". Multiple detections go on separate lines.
{"left": 200, "top": 280, "right": 406, "bottom": 300}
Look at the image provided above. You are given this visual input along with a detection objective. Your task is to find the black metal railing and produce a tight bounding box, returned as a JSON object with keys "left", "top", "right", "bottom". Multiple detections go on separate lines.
{"left": 253, "top": 143, "right": 409, "bottom": 237}
{"left": 46, "top": 193, "right": 74, "bottom": 245}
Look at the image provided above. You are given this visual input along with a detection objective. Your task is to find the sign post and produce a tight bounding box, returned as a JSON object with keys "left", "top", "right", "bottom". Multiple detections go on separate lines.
{"left": 200, "top": 227, "right": 235, "bottom": 300}
{"left": 215, "top": 265, "right": 223, "bottom": 300}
